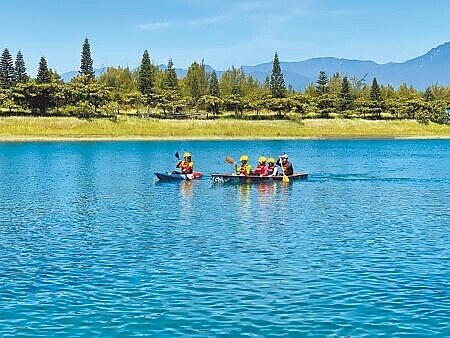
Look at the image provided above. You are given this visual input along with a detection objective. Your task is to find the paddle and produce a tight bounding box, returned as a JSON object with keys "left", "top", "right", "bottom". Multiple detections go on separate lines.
{"left": 172, "top": 152, "right": 182, "bottom": 174}
{"left": 225, "top": 156, "right": 239, "bottom": 175}
{"left": 279, "top": 155, "right": 290, "bottom": 183}
{"left": 225, "top": 156, "right": 236, "bottom": 165}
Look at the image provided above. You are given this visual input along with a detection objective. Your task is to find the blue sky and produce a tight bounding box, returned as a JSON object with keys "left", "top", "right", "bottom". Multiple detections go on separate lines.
{"left": 1, "top": 0, "right": 449, "bottom": 75}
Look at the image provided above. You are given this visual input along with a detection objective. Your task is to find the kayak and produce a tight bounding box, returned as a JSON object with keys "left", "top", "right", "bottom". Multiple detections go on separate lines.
{"left": 211, "top": 173, "right": 308, "bottom": 184}
{"left": 155, "top": 172, "right": 203, "bottom": 181}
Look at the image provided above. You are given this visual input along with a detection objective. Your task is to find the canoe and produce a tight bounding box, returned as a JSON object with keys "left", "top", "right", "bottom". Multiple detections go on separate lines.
{"left": 211, "top": 173, "right": 308, "bottom": 184}
{"left": 155, "top": 172, "right": 203, "bottom": 181}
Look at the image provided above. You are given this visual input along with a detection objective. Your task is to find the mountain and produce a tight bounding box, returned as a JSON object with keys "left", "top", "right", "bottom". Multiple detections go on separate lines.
{"left": 60, "top": 42, "right": 450, "bottom": 90}
{"left": 242, "top": 42, "right": 450, "bottom": 90}
{"left": 61, "top": 67, "right": 106, "bottom": 82}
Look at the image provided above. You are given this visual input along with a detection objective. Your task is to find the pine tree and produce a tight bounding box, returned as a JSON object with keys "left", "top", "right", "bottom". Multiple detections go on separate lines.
{"left": 316, "top": 71, "right": 329, "bottom": 95}
{"left": 208, "top": 70, "right": 220, "bottom": 97}
{"left": 162, "top": 58, "right": 178, "bottom": 89}
{"left": 137, "top": 50, "right": 155, "bottom": 98}
{"left": 0, "top": 48, "right": 15, "bottom": 88}
{"left": 339, "top": 76, "right": 352, "bottom": 110}
{"left": 370, "top": 77, "right": 381, "bottom": 101}
{"left": 185, "top": 62, "right": 203, "bottom": 101}
{"left": 14, "top": 51, "right": 28, "bottom": 83}
{"left": 269, "top": 52, "right": 286, "bottom": 98}
{"left": 36, "top": 56, "right": 51, "bottom": 83}
{"left": 79, "top": 38, "right": 95, "bottom": 79}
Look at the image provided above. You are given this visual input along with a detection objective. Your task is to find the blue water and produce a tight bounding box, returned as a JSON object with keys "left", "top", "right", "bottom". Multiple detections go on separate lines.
{"left": 0, "top": 140, "right": 449, "bottom": 337}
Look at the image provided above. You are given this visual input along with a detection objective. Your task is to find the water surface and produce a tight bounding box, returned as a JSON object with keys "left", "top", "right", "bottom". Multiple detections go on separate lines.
{"left": 0, "top": 140, "right": 449, "bottom": 336}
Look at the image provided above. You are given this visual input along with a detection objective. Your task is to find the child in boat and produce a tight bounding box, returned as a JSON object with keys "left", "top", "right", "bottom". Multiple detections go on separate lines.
{"left": 267, "top": 158, "right": 278, "bottom": 176}
{"left": 276, "top": 153, "right": 294, "bottom": 175}
{"left": 176, "top": 152, "right": 194, "bottom": 174}
{"left": 235, "top": 155, "right": 252, "bottom": 175}
{"left": 253, "top": 156, "right": 268, "bottom": 176}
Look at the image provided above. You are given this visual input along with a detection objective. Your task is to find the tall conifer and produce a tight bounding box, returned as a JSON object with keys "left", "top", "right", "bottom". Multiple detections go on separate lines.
{"left": 80, "top": 38, "right": 95, "bottom": 79}
{"left": 137, "top": 50, "right": 155, "bottom": 97}
{"left": 14, "top": 51, "right": 28, "bottom": 83}
{"left": 339, "top": 76, "right": 352, "bottom": 110}
{"left": 163, "top": 58, "right": 178, "bottom": 89}
{"left": 316, "top": 71, "right": 329, "bottom": 95}
{"left": 0, "top": 48, "right": 15, "bottom": 88}
{"left": 269, "top": 52, "right": 286, "bottom": 98}
{"left": 370, "top": 77, "right": 382, "bottom": 101}
{"left": 208, "top": 70, "right": 220, "bottom": 97}
{"left": 36, "top": 56, "right": 51, "bottom": 83}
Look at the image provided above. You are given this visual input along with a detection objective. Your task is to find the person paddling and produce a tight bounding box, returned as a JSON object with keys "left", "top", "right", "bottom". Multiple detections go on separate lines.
{"left": 235, "top": 155, "right": 252, "bottom": 176}
{"left": 176, "top": 152, "right": 194, "bottom": 174}
{"left": 253, "top": 156, "right": 268, "bottom": 176}
{"left": 276, "top": 153, "right": 294, "bottom": 176}
{"left": 267, "top": 157, "right": 278, "bottom": 176}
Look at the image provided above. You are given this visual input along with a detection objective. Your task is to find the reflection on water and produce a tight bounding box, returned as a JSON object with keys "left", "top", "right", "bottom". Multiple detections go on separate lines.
{"left": 180, "top": 181, "right": 194, "bottom": 225}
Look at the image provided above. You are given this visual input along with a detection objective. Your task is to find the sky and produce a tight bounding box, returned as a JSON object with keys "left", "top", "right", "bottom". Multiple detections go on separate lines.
{"left": 1, "top": 0, "right": 449, "bottom": 75}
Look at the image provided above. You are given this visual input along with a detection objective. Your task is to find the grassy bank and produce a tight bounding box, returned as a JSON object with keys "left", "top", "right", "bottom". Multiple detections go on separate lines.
{"left": 0, "top": 116, "right": 449, "bottom": 140}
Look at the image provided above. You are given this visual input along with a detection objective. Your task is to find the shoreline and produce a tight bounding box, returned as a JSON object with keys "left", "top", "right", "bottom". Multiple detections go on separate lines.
{"left": 1, "top": 135, "right": 449, "bottom": 142}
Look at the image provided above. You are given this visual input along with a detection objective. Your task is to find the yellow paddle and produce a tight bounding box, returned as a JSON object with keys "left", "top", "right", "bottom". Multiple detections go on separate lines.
{"left": 225, "top": 156, "right": 235, "bottom": 165}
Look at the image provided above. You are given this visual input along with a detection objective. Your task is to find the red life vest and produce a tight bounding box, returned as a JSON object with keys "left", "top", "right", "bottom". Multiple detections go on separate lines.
{"left": 254, "top": 164, "right": 268, "bottom": 176}
{"left": 267, "top": 164, "right": 275, "bottom": 175}
{"left": 180, "top": 161, "right": 193, "bottom": 174}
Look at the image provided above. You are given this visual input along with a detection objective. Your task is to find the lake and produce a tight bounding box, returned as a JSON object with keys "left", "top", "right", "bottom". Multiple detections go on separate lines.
{"left": 0, "top": 140, "right": 449, "bottom": 336}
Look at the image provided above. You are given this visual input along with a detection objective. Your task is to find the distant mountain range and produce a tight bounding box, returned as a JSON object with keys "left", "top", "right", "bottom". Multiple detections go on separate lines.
{"left": 61, "top": 42, "right": 450, "bottom": 91}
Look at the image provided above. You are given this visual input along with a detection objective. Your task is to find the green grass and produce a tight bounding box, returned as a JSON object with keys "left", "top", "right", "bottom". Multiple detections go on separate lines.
{"left": 0, "top": 116, "right": 449, "bottom": 140}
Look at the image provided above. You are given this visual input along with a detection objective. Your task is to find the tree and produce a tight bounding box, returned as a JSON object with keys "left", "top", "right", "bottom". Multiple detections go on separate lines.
{"left": 79, "top": 38, "right": 95, "bottom": 80}
{"left": 423, "top": 86, "right": 435, "bottom": 101}
{"left": 339, "top": 76, "right": 353, "bottom": 111}
{"left": 269, "top": 52, "right": 286, "bottom": 98}
{"left": 315, "top": 71, "right": 329, "bottom": 95}
{"left": 220, "top": 65, "right": 246, "bottom": 97}
{"left": 370, "top": 77, "right": 381, "bottom": 101}
{"left": 162, "top": 58, "right": 178, "bottom": 90}
{"left": 208, "top": 70, "right": 220, "bottom": 97}
{"left": 36, "top": 57, "right": 51, "bottom": 83}
{"left": 184, "top": 61, "right": 207, "bottom": 102}
{"left": 0, "top": 48, "right": 15, "bottom": 88}
{"left": 137, "top": 50, "right": 155, "bottom": 103}
{"left": 14, "top": 51, "right": 28, "bottom": 83}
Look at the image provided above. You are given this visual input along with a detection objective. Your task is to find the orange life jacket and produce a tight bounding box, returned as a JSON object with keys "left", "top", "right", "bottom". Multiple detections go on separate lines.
{"left": 180, "top": 161, "right": 193, "bottom": 174}
{"left": 239, "top": 163, "right": 251, "bottom": 175}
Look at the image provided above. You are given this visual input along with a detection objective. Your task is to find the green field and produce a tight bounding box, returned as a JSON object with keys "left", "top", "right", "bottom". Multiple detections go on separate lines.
{"left": 0, "top": 116, "right": 449, "bottom": 140}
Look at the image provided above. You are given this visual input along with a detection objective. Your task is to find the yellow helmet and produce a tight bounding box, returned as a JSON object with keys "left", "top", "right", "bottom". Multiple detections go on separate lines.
{"left": 183, "top": 152, "right": 191, "bottom": 158}
{"left": 258, "top": 156, "right": 267, "bottom": 163}
{"left": 267, "top": 157, "right": 275, "bottom": 164}
{"left": 239, "top": 155, "right": 249, "bottom": 161}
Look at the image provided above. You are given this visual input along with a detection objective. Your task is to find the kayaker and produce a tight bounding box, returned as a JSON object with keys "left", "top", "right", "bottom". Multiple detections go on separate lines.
{"left": 235, "top": 155, "right": 252, "bottom": 176}
{"left": 253, "top": 156, "right": 268, "bottom": 176}
{"left": 176, "top": 152, "right": 194, "bottom": 174}
{"left": 267, "top": 157, "right": 278, "bottom": 176}
{"left": 276, "top": 153, "right": 294, "bottom": 176}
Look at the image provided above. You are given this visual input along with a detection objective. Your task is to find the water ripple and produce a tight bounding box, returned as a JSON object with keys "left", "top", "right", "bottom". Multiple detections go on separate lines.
{"left": 0, "top": 140, "right": 449, "bottom": 336}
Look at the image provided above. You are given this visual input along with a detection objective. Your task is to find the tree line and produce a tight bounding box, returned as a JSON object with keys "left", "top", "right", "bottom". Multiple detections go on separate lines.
{"left": 0, "top": 38, "right": 449, "bottom": 124}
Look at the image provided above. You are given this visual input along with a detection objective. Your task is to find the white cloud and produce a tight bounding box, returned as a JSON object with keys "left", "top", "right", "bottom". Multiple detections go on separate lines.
{"left": 137, "top": 22, "right": 171, "bottom": 31}
{"left": 138, "top": 14, "right": 231, "bottom": 31}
